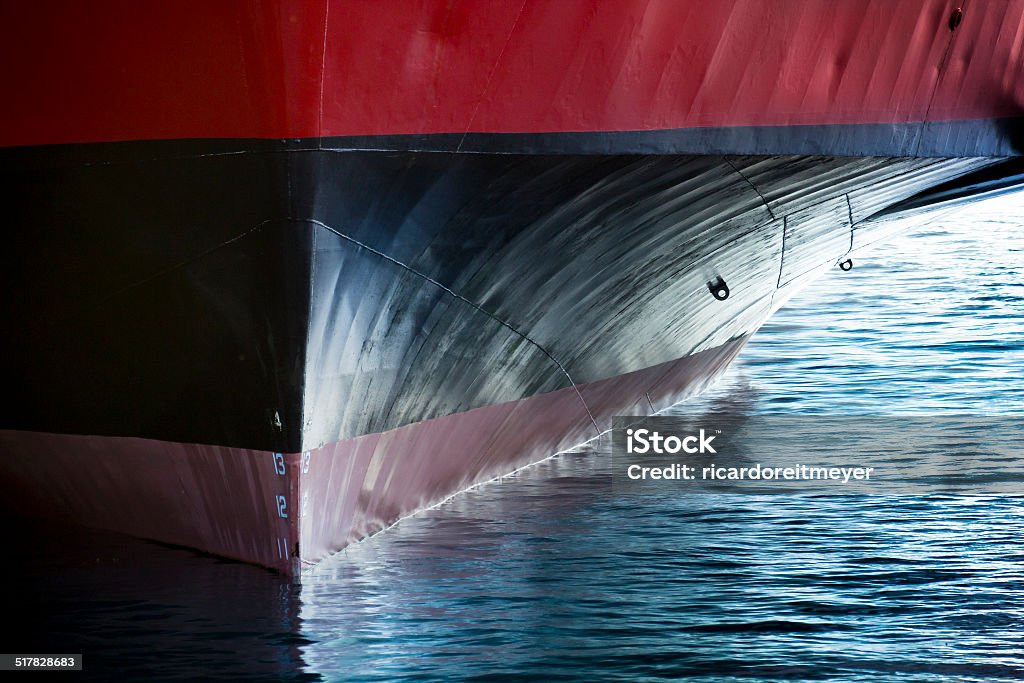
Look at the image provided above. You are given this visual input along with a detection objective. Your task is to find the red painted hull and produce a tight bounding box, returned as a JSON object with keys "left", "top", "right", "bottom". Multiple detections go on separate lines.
{"left": 0, "top": 431, "right": 301, "bottom": 574}
{"left": 2, "top": 1, "right": 1023, "bottom": 148}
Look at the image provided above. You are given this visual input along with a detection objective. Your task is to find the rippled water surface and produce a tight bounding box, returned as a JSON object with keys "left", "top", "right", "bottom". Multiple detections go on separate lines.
{"left": 6, "top": 193, "right": 1024, "bottom": 681}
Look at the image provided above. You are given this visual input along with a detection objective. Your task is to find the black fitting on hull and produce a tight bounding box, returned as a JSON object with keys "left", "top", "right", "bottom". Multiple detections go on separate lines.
{"left": 708, "top": 276, "right": 731, "bottom": 300}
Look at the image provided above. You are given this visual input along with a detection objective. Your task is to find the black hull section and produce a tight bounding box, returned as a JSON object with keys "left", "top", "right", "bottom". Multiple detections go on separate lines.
{"left": 321, "top": 117, "right": 1024, "bottom": 157}
{"left": 0, "top": 141, "right": 998, "bottom": 454}
{"left": 3, "top": 145, "right": 311, "bottom": 452}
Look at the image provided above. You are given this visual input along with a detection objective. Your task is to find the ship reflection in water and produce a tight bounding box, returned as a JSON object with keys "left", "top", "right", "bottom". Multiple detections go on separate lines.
{"left": 6, "top": 193, "right": 1024, "bottom": 682}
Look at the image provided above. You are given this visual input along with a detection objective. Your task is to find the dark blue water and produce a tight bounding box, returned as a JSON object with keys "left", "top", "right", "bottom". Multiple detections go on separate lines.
{"left": 6, "top": 194, "right": 1024, "bottom": 681}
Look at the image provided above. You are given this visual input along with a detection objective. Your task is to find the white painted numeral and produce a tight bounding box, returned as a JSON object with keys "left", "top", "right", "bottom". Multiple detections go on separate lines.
{"left": 302, "top": 451, "right": 311, "bottom": 474}
{"left": 272, "top": 453, "right": 285, "bottom": 475}
{"left": 276, "top": 494, "right": 288, "bottom": 518}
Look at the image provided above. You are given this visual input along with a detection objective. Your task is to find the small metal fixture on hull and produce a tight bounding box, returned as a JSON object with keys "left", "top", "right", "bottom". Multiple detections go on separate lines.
{"left": 708, "top": 276, "right": 731, "bottom": 300}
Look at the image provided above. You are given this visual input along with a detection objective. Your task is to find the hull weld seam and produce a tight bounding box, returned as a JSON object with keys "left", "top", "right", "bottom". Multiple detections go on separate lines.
{"left": 776, "top": 215, "right": 787, "bottom": 290}
{"left": 455, "top": 0, "right": 528, "bottom": 153}
{"left": 99, "top": 218, "right": 276, "bottom": 305}
{"left": 845, "top": 192, "right": 855, "bottom": 256}
{"left": 725, "top": 156, "right": 776, "bottom": 220}
{"left": 306, "top": 218, "right": 601, "bottom": 432}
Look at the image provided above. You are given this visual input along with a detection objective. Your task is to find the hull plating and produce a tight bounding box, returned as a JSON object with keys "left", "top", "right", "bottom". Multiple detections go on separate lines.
{"left": 3, "top": 0, "right": 1023, "bottom": 574}
{"left": 3, "top": 1, "right": 1023, "bottom": 152}
{"left": 0, "top": 141, "right": 1001, "bottom": 572}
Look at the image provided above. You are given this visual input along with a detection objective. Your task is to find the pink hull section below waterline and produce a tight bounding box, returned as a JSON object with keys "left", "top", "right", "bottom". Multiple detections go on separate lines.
{"left": 0, "top": 433, "right": 304, "bottom": 574}
{"left": 0, "top": 337, "right": 746, "bottom": 574}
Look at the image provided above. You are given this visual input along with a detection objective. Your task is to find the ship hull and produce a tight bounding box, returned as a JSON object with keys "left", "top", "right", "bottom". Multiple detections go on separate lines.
{"left": 0, "top": 335, "right": 746, "bottom": 574}
{"left": 3, "top": 0, "right": 1024, "bottom": 574}
{"left": 0, "top": 141, "right": 1000, "bottom": 572}
{"left": 3, "top": 1, "right": 1023, "bottom": 152}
